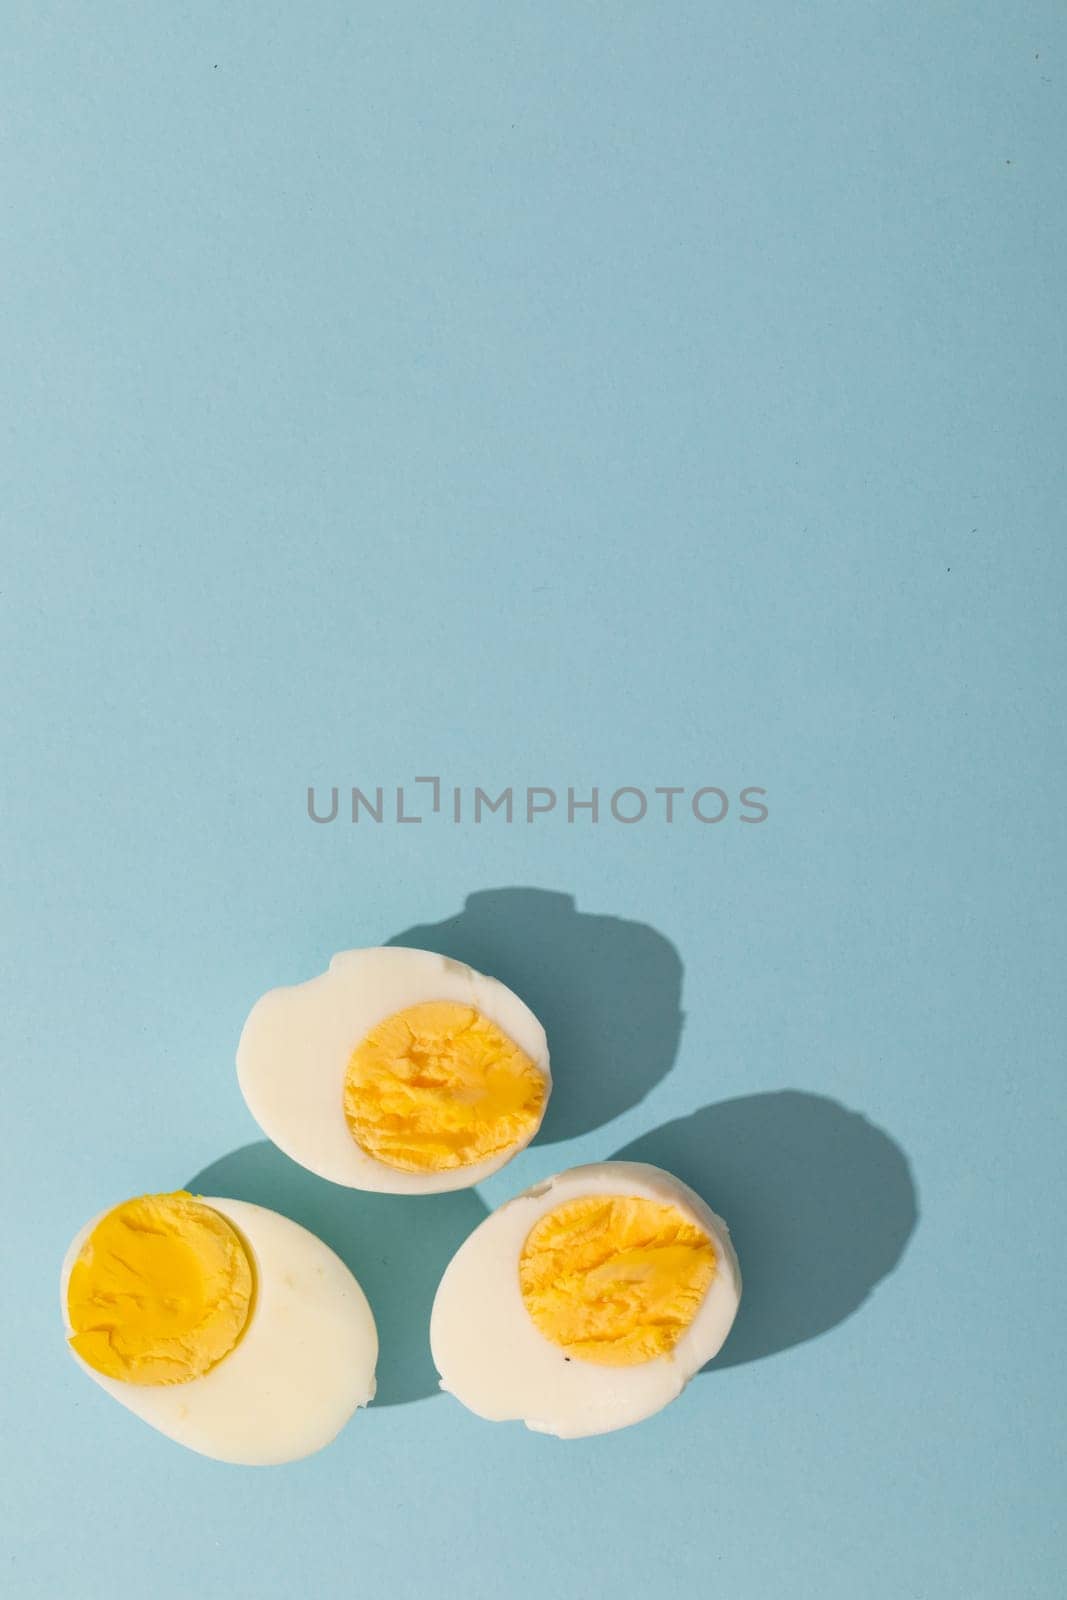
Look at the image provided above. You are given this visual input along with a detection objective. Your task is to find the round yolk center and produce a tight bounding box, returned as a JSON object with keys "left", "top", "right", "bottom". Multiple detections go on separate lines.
{"left": 343, "top": 1000, "right": 546, "bottom": 1172}
{"left": 66, "top": 1192, "right": 254, "bottom": 1386}
{"left": 518, "top": 1194, "right": 716, "bottom": 1366}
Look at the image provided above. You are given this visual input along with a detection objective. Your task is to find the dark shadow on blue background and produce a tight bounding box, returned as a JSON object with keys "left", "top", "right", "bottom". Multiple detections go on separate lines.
{"left": 615, "top": 1092, "right": 918, "bottom": 1370}
{"left": 389, "top": 887, "right": 683, "bottom": 1143}
{"left": 186, "top": 1142, "right": 489, "bottom": 1405}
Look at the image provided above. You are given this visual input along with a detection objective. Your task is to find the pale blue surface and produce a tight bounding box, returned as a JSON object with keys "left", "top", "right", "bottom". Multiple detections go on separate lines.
{"left": 3, "top": 5, "right": 1065, "bottom": 1597}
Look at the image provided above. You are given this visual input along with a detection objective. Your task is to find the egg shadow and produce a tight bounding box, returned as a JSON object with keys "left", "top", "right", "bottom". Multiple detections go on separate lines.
{"left": 614, "top": 1092, "right": 918, "bottom": 1370}
{"left": 185, "top": 1142, "right": 489, "bottom": 1406}
{"left": 389, "top": 888, "right": 684, "bottom": 1144}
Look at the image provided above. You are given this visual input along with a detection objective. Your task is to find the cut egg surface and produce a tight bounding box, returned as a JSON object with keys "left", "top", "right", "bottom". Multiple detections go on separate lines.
{"left": 237, "top": 947, "right": 551, "bottom": 1193}
{"left": 431, "top": 1162, "right": 741, "bottom": 1438}
{"left": 61, "top": 1192, "right": 378, "bottom": 1464}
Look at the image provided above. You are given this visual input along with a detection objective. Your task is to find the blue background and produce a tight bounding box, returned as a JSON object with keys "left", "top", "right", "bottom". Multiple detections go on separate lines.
{"left": 3, "top": 4, "right": 1064, "bottom": 1597}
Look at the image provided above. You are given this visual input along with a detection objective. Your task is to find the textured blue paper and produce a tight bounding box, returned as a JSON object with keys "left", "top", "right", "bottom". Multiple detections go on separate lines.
{"left": 3, "top": 5, "right": 1064, "bottom": 1597}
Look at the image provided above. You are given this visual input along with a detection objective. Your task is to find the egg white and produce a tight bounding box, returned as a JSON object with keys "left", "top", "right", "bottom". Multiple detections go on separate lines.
{"left": 61, "top": 1198, "right": 378, "bottom": 1465}
{"left": 430, "top": 1161, "right": 741, "bottom": 1438}
{"left": 236, "top": 947, "right": 552, "bottom": 1193}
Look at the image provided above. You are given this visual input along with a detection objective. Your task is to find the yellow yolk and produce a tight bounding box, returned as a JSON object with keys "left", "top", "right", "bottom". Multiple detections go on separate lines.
{"left": 343, "top": 1000, "right": 546, "bottom": 1172}
{"left": 66, "top": 1192, "right": 254, "bottom": 1386}
{"left": 518, "top": 1194, "right": 716, "bottom": 1366}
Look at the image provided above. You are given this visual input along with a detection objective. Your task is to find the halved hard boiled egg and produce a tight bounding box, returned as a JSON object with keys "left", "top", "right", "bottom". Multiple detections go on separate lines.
{"left": 61, "top": 1191, "right": 378, "bottom": 1464}
{"left": 237, "top": 947, "right": 551, "bottom": 1194}
{"left": 431, "top": 1161, "right": 741, "bottom": 1437}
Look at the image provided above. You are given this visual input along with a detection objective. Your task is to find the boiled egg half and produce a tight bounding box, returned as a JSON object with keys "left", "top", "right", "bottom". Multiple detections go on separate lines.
{"left": 61, "top": 1191, "right": 378, "bottom": 1464}
{"left": 431, "top": 1161, "right": 741, "bottom": 1437}
{"left": 237, "top": 947, "right": 551, "bottom": 1193}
